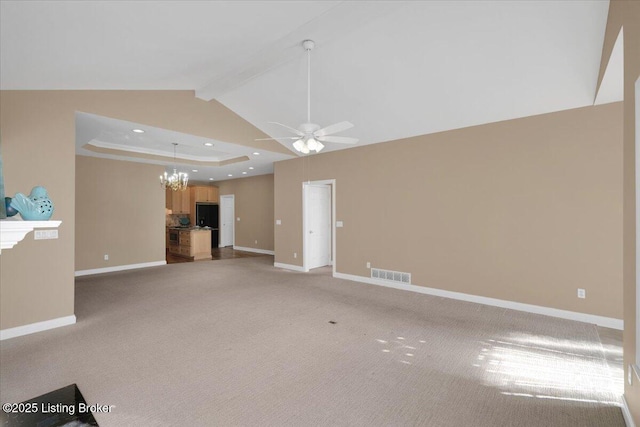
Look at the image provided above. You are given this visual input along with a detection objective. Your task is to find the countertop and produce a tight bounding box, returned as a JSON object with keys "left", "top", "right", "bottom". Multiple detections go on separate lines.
{"left": 167, "top": 226, "right": 216, "bottom": 231}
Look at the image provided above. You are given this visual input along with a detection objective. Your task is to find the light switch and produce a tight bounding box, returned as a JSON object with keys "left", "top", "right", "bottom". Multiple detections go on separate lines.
{"left": 34, "top": 229, "right": 58, "bottom": 240}
{"left": 336, "top": 221, "right": 344, "bottom": 228}
{"left": 276, "top": 220, "right": 282, "bottom": 225}
{"left": 237, "top": 217, "right": 240, "bottom": 221}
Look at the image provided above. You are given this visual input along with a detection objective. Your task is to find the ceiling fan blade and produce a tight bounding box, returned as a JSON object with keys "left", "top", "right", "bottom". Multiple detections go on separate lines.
{"left": 255, "top": 136, "right": 301, "bottom": 141}
{"left": 316, "top": 135, "right": 359, "bottom": 144}
{"left": 314, "top": 121, "right": 354, "bottom": 137}
{"left": 268, "top": 122, "right": 304, "bottom": 137}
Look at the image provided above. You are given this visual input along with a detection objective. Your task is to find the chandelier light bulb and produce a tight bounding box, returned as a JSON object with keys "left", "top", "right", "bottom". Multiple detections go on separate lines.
{"left": 160, "top": 143, "right": 189, "bottom": 191}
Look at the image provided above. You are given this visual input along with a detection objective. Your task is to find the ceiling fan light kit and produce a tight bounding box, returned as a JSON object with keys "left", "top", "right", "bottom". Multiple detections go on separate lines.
{"left": 261, "top": 40, "right": 359, "bottom": 155}
{"left": 293, "top": 136, "right": 324, "bottom": 154}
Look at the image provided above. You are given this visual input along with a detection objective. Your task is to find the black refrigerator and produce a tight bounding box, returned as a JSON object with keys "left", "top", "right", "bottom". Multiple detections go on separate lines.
{"left": 196, "top": 203, "right": 219, "bottom": 248}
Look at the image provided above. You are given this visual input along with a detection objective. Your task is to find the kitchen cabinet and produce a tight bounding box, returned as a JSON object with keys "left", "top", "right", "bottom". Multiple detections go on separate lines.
{"left": 167, "top": 228, "right": 212, "bottom": 261}
{"left": 191, "top": 186, "right": 219, "bottom": 203}
{"left": 189, "top": 185, "right": 218, "bottom": 225}
{"left": 191, "top": 230, "right": 212, "bottom": 260}
{"left": 179, "top": 230, "right": 191, "bottom": 247}
{"left": 166, "top": 188, "right": 191, "bottom": 214}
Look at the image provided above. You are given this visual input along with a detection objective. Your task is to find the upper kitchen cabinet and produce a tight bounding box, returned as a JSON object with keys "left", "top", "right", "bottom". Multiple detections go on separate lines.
{"left": 191, "top": 186, "right": 219, "bottom": 203}
{"left": 166, "top": 188, "right": 191, "bottom": 214}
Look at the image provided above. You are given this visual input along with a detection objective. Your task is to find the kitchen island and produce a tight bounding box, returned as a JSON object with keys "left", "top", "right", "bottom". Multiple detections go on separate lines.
{"left": 167, "top": 227, "right": 212, "bottom": 261}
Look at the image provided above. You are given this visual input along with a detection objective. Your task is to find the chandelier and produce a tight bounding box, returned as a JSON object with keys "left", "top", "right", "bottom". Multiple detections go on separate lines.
{"left": 160, "top": 143, "right": 188, "bottom": 191}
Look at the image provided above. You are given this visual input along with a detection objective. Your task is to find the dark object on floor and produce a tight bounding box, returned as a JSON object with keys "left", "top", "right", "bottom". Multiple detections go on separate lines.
{"left": 329, "top": 321, "right": 337, "bottom": 324}
{"left": 0, "top": 383, "right": 99, "bottom": 427}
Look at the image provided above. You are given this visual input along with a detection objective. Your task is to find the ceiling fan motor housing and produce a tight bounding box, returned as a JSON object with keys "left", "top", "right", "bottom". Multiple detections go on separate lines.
{"left": 299, "top": 123, "right": 320, "bottom": 134}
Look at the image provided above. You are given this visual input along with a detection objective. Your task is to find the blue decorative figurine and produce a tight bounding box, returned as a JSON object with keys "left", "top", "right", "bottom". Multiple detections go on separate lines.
{"left": 9, "top": 186, "right": 54, "bottom": 220}
{"left": 4, "top": 197, "right": 19, "bottom": 217}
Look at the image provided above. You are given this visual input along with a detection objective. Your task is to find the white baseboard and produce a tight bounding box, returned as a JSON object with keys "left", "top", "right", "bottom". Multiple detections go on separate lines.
{"left": 233, "top": 246, "right": 275, "bottom": 255}
{"left": 622, "top": 395, "right": 636, "bottom": 427}
{"left": 333, "top": 272, "right": 623, "bottom": 330}
{"left": 75, "top": 260, "right": 166, "bottom": 277}
{"left": 1, "top": 315, "right": 76, "bottom": 341}
{"left": 274, "top": 262, "right": 308, "bottom": 272}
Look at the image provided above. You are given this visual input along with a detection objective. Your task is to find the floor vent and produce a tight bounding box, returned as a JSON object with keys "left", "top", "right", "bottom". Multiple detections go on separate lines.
{"left": 371, "top": 268, "right": 411, "bottom": 284}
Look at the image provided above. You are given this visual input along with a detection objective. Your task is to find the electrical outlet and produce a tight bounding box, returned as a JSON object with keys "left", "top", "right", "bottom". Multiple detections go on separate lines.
{"left": 104, "top": 254, "right": 109, "bottom": 261}
{"left": 237, "top": 217, "right": 240, "bottom": 221}
{"left": 255, "top": 240, "right": 258, "bottom": 244}
{"left": 577, "top": 288, "right": 586, "bottom": 299}
{"left": 366, "top": 262, "right": 371, "bottom": 268}
{"left": 336, "top": 221, "right": 344, "bottom": 228}
{"left": 276, "top": 219, "right": 281, "bottom": 225}
{"left": 294, "top": 252, "right": 297, "bottom": 259}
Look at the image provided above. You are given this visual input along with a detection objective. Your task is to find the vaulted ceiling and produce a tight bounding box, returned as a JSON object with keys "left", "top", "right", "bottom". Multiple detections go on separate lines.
{"left": 0, "top": 1, "right": 621, "bottom": 178}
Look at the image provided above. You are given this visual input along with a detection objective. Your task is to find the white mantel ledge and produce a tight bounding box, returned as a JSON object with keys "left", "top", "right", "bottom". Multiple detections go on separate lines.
{"left": 0, "top": 218, "right": 62, "bottom": 253}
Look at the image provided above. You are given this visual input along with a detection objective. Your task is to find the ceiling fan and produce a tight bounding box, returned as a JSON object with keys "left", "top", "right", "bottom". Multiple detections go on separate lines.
{"left": 256, "top": 39, "right": 358, "bottom": 154}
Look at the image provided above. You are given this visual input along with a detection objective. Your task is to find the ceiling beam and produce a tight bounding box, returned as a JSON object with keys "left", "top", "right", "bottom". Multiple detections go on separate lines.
{"left": 594, "top": 1, "right": 624, "bottom": 102}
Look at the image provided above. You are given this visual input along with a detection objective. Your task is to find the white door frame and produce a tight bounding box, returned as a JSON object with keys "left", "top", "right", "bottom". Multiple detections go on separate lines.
{"left": 629, "top": 77, "right": 640, "bottom": 368}
{"left": 220, "top": 194, "right": 235, "bottom": 248}
{"left": 302, "top": 179, "right": 336, "bottom": 274}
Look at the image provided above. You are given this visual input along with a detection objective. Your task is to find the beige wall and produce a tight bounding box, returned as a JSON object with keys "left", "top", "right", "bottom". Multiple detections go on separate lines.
{"left": 0, "top": 92, "right": 77, "bottom": 329}
{"left": 218, "top": 174, "right": 274, "bottom": 251}
{"left": 608, "top": 0, "right": 640, "bottom": 422}
{"left": 0, "top": 90, "right": 278, "bottom": 330}
{"left": 275, "top": 102, "right": 623, "bottom": 319}
{"left": 75, "top": 156, "right": 165, "bottom": 271}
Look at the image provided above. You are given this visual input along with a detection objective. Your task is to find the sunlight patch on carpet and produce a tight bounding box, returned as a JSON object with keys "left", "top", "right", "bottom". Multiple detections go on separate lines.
{"left": 476, "top": 333, "right": 622, "bottom": 406}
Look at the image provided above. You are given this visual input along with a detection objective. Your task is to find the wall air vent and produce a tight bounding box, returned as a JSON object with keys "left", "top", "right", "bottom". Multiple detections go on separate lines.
{"left": 371, "top": 268, "right": 411, "bottom": 284}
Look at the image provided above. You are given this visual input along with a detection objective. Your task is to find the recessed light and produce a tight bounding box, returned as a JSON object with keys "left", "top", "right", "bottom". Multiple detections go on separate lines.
{"left": 242, "top": 172, "right": 247, "bottom": 175}
{"left": 209, "top": 178, "right": 214, "bottom": 181}
{"left": 228, "top": 174, "right": 233, "bottom": 177}
{"left": 249, "top": 167, "right": 254, "bottom": 170}
{"left": 192, "top": 169, "right": 198, "bottom": 172}
{"left": 253, "top": 152, "right": 260, "bottom": 155}
{"left": 204, "top": 142, "right": 214, "bottom": 147}
{"left": 132, "top": 129, "right": 145, "bottom": 133}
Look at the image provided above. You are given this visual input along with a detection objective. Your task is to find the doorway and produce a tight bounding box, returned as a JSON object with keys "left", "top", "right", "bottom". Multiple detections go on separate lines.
{"left": 220, "top": 195, "right": 235, "bottom": 248}
{"left": 303, "top": 180, "right": 336, "bottom": 272}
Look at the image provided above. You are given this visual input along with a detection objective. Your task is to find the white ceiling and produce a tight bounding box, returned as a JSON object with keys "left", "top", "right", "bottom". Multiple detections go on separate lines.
{"left": 1, "top": 1, "right": 620, "bottom": 165}
{"left": 595, "top": 28, "right": 624, "bottom": 106}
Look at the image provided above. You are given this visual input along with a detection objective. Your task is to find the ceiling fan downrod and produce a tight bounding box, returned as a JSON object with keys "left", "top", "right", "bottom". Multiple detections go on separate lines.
{"left": 303, "top": 39, "right": 315, "bottom": 125}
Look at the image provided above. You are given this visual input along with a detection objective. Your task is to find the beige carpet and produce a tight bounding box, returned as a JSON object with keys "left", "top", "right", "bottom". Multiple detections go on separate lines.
{"left": 0, "top": 256, "right": 624, "bottom": 426}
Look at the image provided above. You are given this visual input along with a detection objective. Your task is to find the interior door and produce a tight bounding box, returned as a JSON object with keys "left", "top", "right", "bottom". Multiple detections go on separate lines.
{"left": 220, "top": 195, "right": 234, "bottom": 247}
{"left": 306, "top": 185, "right": 331, "bottom": 269}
